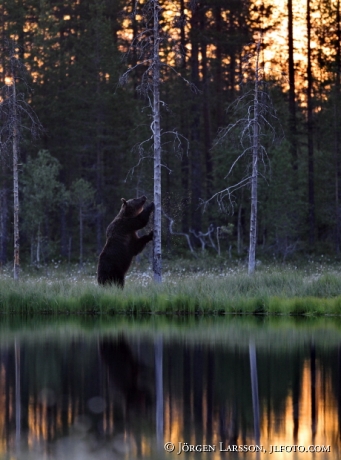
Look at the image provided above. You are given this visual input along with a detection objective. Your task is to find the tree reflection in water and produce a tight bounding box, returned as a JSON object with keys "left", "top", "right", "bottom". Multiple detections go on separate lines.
{"left": 0, "top": 323, "right": 339, "bottom": 459}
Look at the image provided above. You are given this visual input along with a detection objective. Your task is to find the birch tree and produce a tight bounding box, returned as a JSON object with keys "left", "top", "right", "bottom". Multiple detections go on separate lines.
{"left": 152, "top": 0, "right": 162, "bottom": 283}
{"left": 0, "top": 41, "right": 42, "bottom": 279}
{"left": 120, "top": 0, "right": 190, "bottom": 283}
{"left": 119, "top": 0, "right": 162, "bottom": 282}
{"left": 207, "top": 38, "right": 281, "bottom": 274}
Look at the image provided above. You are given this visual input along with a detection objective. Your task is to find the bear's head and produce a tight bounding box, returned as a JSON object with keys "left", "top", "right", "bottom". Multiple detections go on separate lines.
{"left": 121, "top": 195, "right": 146, "bottom": 217}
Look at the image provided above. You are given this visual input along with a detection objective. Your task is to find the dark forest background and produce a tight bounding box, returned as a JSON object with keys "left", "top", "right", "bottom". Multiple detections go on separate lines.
{"left": 1, "top": 0, "right": 341, "bottom": 266}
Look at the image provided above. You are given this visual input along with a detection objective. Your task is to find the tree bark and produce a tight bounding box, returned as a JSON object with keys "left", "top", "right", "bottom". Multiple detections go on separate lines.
{"left": 200, "top": 8, "right": 213, "bottom": 202}
{"left": 307, "top": 0, "right": 315, "bottom": 247}
{"left": 179, "top": 0, "right": 189, "bottom": 233}
{"left": 79, "top": 207, "right": 83, "bottom": 267}
{"left": 0, "top": 185, "right": 8, "bottom": 266}
{"left": 248, "top": 40, "right": 260, "bottom": 275}
{"left": 189, "top": 4, "right": 202, "bottom": 233}
{"left": 153, "top": 0, "right": 162, "bottom": 283}
{"left": 237, "top": 196, "right": 243, "bottom": 255}
{"left": 334, "top": 0, "right": 341, "bottom": 253}
{"left": 288, "top": 0, "right": 298, "bottom": 171}
{"left": 12, "top": 68, "right": 20, "bottom": 281}
{"left": 214, "top": 5, "right": 223, "bottom": 125}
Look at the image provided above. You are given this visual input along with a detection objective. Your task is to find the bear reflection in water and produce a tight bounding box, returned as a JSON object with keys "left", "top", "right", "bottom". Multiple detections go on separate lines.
{"left": 99, "top": 337, "right": 153, "bottom": 414}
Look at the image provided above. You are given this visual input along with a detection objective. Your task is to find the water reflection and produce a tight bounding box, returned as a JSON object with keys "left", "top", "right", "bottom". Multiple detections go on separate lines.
{"left": 0, "top": 317, "right": 340, "bottom": 459}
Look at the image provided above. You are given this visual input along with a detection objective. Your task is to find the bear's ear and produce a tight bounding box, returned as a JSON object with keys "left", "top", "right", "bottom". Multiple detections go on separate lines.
{"left": 121, "top": 198, "right": 127, "bottom": 206}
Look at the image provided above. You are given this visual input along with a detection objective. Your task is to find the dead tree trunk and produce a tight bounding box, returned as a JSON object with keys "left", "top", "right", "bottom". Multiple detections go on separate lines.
{"left": 11, "top": 65, "right": 20, "bottom": 281}
{"left": 121, "top": 1, "right": 192, "bottom": 280}
{"left": 207, "top": 37, "right": 278, "bottom": 275}
{"left": 0, "top": 42, "right": 42, "bottom": 278}
{"left": 248, "top": 40, "right": 260, "bottom": 275}
{"left": 152, "top": 0, "right": 162, "bottom": 283}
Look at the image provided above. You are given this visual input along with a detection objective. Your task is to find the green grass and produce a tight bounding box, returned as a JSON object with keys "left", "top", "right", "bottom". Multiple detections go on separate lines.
{"left": 0, "top": 315, "right": 341, "bottom": 352}
{"left": 1, "top": 257, "right": 341, "bottom": 315}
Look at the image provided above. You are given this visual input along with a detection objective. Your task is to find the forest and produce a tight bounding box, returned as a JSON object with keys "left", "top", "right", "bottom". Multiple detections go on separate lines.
{"left": 1, "top": 0, "right": 341, "bottom": 269}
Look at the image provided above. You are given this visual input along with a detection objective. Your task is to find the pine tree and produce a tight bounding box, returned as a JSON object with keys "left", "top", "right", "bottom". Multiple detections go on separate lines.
{"left": 22, "top": 150, "right": 64, "bottom": 265}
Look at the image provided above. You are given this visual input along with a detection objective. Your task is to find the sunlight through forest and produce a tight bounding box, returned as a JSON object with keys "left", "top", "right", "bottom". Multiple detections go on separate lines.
{"left": 0, "top": 0, "right": 341, "bottom": 268}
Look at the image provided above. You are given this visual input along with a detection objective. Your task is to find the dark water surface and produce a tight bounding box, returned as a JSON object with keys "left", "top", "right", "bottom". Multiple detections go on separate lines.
{"left": 0, "top": 315, "right": 340, "bottom": 459}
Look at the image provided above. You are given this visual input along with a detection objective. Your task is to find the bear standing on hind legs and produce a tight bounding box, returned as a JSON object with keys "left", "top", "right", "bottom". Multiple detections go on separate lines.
{"left": 97, "top": 195, "right": 154, "bottom": 287}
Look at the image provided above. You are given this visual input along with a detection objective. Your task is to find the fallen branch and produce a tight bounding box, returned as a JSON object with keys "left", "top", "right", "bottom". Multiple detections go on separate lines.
{"left": 163, "top": 211, "right": 197, "bottom": 256}
{"left": 190, "top": 224, "right": 217, "bottom": 252}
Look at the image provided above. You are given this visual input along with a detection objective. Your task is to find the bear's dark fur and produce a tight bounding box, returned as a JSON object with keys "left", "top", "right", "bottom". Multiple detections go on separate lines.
{"left": 97, "top": 195, "right": 154, "bottom": 287}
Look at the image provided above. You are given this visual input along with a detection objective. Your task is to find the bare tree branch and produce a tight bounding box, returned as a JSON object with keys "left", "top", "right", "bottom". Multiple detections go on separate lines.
{"left": 163, "top": 211, "right": 196, "bottom": 256}
{"left": 190, "top": 224, "right": 217, "bottom": 252}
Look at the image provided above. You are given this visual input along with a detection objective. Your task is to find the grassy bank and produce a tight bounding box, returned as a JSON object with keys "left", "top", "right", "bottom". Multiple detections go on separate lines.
{"left": 0, "top": 315, "right": 340, "bottom": 351}
{"left": 1, "top": 258, "right": 341, "bottom": 315}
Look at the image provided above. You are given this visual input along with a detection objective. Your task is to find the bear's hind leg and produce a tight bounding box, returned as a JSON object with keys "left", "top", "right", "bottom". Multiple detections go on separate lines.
{"left": 97, "top": 272, "right": 124, "bottom": 288}
{"left": 111, "top": 273, "right": 125, "bottom": 288}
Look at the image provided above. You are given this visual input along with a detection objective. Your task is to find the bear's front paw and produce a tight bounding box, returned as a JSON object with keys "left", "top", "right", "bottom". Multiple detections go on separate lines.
{"left": 148, "top": 202, "right": 155, "bottom": 212}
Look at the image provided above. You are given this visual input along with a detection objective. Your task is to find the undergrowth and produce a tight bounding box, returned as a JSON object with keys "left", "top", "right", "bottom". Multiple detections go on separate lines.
{"left": 1, "top": 257, "right": 341, "bottom": 315}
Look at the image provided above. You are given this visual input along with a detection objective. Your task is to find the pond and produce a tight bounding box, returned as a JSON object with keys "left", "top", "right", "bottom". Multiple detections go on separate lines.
{"left": 0, "top": 315, "right": 340, "bottom": 459}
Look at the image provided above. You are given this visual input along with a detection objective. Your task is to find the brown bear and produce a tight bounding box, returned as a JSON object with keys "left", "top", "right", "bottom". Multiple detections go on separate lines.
{"left": 97, "top": 195, "right": 154, "bottom": 287}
